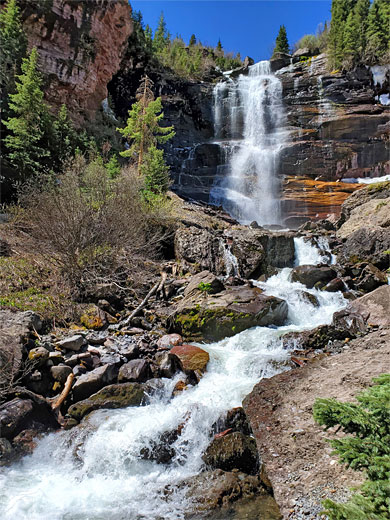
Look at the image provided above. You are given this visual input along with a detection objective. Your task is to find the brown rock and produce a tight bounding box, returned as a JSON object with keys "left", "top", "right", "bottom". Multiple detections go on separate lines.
{"left": 157, "top": 333, "right": 183, "bottom": 349}
{"left": 170, "top": 344, "right": 210, "bottom": 374}
{"left": 347, "top": 284, "right": 390, "bottom": 328}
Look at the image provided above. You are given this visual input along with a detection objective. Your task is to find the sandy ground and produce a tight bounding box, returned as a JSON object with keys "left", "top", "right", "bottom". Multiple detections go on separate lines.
{"left": 243, "top": 327, "right": 390, "bottom": 519}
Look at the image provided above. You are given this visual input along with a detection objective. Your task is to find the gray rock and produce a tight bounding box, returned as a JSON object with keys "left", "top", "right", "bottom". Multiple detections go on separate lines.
{"left": 50, "top": 365, "right": 72, "bottom": 384}
{"left": 290, "top": 265, "right": 337, "bottom": 289}
{"left": 118, "top": 359, "right": 151, "bottom": 383}
{"left": 72, "top": 365, "right": 117, "bottom": 402}
{"left": 0, "top": 437, "right": 13, "bottom": 464}
{"left": 157, "top": 333, "right": 183, "bottom": 349}
{"left": 57, "top": 335, "right": 86, "bottom": 352}
{"left": 27, "top": 347, "right": 50, "bottom": 365}
{"left": 154, "top": 351, "right": 179, "bottom": 378}
{"left": 202, "top": 431, "right": 259, "bottom": 474}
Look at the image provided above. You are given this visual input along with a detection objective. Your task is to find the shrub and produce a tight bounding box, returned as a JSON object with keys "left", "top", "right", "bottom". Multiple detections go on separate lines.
{"left": 313, "top": 374, "right": 390, "bottom": 519}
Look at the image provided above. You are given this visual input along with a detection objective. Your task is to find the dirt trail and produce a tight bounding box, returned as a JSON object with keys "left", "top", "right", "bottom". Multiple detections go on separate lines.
{"left": 243, "top": 327, "right": 390, "bottom": 519}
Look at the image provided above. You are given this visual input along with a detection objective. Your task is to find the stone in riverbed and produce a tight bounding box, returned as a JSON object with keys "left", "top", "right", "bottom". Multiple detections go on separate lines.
{"left": 50, "top": 365, "right": 72, "bottom": 384}
{"left": 157, "top": 333, "right": 183, "bottom": 349}
{"left": 57, "top": 334, "right": 86, "bottom": 352}
{"left": 202, "top": 431, "right": 259, "bottom": 475}
{"left": 118, "top": 359, "right": 151, "bottom": 383}
{"left": 67, "top": 383, "right": 146, "bottom": 421}
{"left": 72, "top": 364, "right": 117, "bottom": 402}
{"left": 170, "top": 344, "right": 209, "bottom": 374}
{"left": 290, "top": 265, "right": 337, "bottom": 289}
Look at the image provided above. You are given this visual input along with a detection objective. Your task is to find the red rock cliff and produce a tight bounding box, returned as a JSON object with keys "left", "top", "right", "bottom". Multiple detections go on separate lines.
{"left": 21, "top": 0, "right": 132, "bottom": 123}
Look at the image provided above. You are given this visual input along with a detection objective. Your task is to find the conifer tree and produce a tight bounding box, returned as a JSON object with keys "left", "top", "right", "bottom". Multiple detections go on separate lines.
{"left": 0, "top": 0, "right": 27, "bottom": 116}
{"left": 189, "top": 34, "right": 196, "bottom": 46}
{"left": 313, "top": 374, "right": 390, "bottom": 520}
{"left": 3, "top": 47, "right": 52, "bottom": 179}
{"left": 273, "top": 25, "right": 289, "bottom": 56}
{"left": 51, "top": 104, "right": 77, "bottom": 170}
{"left": 217, "top": 38, "right": 223, "bottom": 52}
{"left": 365, "top": 0, "right": 390, "bottom": 64}
{"left": 328, "top": 0, "right": 357, "bottom": 68}
{"left": 353, "top": 0, "right": 370, "bottom": 58}
{"left": 153, "top": 12, "right": 169, "bottom": 53}
{"left": 140, "top": 145, "right": 171, "bottom": 195}
{"left": 342, "top": 10, "right": 360, "bottom": 67}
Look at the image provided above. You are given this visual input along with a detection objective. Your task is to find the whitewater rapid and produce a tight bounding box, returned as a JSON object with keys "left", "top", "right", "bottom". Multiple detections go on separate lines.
{"left": 0, "top": 238, "right": 347, "bottom": 520}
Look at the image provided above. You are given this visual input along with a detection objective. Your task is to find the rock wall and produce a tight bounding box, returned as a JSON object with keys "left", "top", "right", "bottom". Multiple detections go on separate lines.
{"left": 21, "top": 0, "right": 132, "bottom": 124}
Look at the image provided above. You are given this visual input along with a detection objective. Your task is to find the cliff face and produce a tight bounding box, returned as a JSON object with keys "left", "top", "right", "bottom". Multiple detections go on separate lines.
{"left": 21, "top": 0, "right": 132, "bottom": 123}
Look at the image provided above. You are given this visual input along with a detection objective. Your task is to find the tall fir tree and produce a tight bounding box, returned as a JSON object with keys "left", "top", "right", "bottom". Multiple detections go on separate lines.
{"left": 342, "top": 10, "right": 360, "bottom": 67}
{"left": 328, "top": 0, "right": 357, "bottom": 68}
{"left": 0, "top": 0, "right": 27, "bottom": 117}
{"left": 216, "top": 38, "right": 223, "bottom": 52}
{"left": 273, "top": 25, "right": 289, "bottom": 56}
{"left": 3, "top": 47, "right": 52, "bottom": 179}
{"left": 365, "top": 0, "right": 390, "bottom": 64}
{"left": 153, "top": 12, "right": 169, "bottom": 53}
{"left": 189, "top": 34, "right": 196, "bottom": 46}
{"left": 51, "top": 104, "right": 77, "bottom": 170}
{"left": 353, "top": 0, "right": 370, "bottom": 58}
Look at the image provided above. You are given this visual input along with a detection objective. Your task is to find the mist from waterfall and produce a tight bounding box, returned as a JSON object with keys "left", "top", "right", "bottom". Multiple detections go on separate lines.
{"left": 211, "top": 61, "right": 286, "bottom": 226}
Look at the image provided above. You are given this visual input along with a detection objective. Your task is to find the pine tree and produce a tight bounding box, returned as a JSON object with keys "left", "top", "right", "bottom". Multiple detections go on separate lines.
{"left": 354, "top": 0, "right": 370, "bottom": 58}
{"left": 313, "top": 374, "right": 390, "bottom": 520}
{"left": 117, "top": 76, "right": 174, "bottom": 170}
{"left": 51, "top": 104, "right": 77, "bottom": 170}
{"left": 0, "top": 0, "right": 27, "bottom": 117}
{"left": 217, "top": 38, "right": 223, "bottom": 52}
{"left": 3, "top": 47, "right": 52, "bottom": 179}
{"left": 140, "top": 145, "right": 171, "bottom": 196}
{"left": 365, "top": 0, "right": 390, "bottom": 64}
{"left": 328, "top": 0, "right": 357, "bottom": 68}
{"left": 189, "top": 34, "right": 196, "bottom": 46}
{"left": 342, "top": 10, "right": 360, "bottom": 67}
{"left": 153, "top": 12, "right": 169, "bottom": 53}
{"left": 273, "top": 25, "right": 290, "bottom": 56}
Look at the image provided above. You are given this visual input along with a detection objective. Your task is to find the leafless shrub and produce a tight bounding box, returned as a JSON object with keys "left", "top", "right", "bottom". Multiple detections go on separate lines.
{"left": 12, "top": 156, "right": 174, "bottom": 299}
{"left": 0, "top": 350, "right": 37, "bottom": 404}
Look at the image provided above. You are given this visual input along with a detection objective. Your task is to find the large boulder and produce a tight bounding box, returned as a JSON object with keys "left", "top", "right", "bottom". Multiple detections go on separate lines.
{"left": 67, "top": 383, "right": 145, "bottom": 421}
{"left": 0, "top": 310, "right": 43, "bottom": 391}
{"left": 170, "top": 282, "right": 288, "bottom": 341}
{"left": 72, "top": 364, "right": 117, "bottom": 402}
{"left": 203, "top": 431, "right": 259, "bottom": 474}
{"left": 170, "top": 344, "right": 210, "bottom": 374}
{"left": 290, "top": 265, "right": 337, "bottom": 288}
{"left": 118, "top": 359, "right": 151, "bottom": 383}
{"left": 338, "top": 227, "right": 390, "bottom": 269}
{"left": 345, "top": 285, "right": 390, "bottom": 328}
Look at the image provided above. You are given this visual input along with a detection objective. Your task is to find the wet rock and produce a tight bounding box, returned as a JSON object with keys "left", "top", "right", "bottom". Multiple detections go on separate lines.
{"left": 50, "top": 365, "right": 72, "bottom": 384}
{"left": 72, "top": 364, "right": 117, "bottom": 402}
{"left": 118, "top": 359, "right": 151, "bottom": 383}
{"left": 290, "top": 265, "right": 337, "bottom": 289}
{"left": 157, "top": 333, "right": 183, "bottom": 349}
{"left": 0, "top": 395, "right": 58, "bottom": 440}
{"left": 282, "top": 324, "right": 351, "bottom": 352}
{"left": 154, "top": 351, "right": 180, "bottom": 378}
{"left": 297, "top": 290, "right": 320, "bottom": 306}
{"left": 57, "top": 334, "right": 86, "bottom": 352}
{"left": 172, "top": 380, "right": 188, "bottom": 397}
{"left": 170, "top": 344, "right": 210, "bottom": 374}
{"left": 67, "top": 383, "right": 145, "bottom": 421}
{"left": 0, "top": 438, "right": 13, "bottom": 465}
{"left": 203, "top": 431, "right": 259, "bottom": 474}
{"left": 12, "top": 429, "right": 39, "bottom": 457}
{"left": 214, "top": 407, "right": 253, "bottom": 436}
{"left": 139, "top": 426, "right": 183, "bottom": 464}
{"left": 170, "top": 284, "right": 288, "bottom": 341}
{"left": 332, "top": 309, "right": 367, "bottom": 336}
{"left": 323, "top": 277, "right": 345, "bottom": 292}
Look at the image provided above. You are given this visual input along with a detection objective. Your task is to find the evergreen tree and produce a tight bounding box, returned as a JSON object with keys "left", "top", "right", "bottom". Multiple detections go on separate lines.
{"left": 51, "top": 104, "right": 77, "bottom": 170}
{"left": 313, "top": 374, "right": 390, "bottom": 520}
{"left": 354, "top": 0, "right": 370, "bottom": 58}
{"left": 328, "top": 0, "right": 357, "bottom": 68}
{"left": 153, "top": 12, "right": 169, "bottom": 53}
{"left": 140, "top": 145, "right": 171, "bottom": 195}
{"left": 217, "top": 38, "right": 223, "bottom": 52}
{"left": 189, "top": 34, "right": 196, "bottom": 46}
{"left": 145, "top": 24, "right": 153, "bottom": 52}
{"left": 342, "top": 10, "right": 360, "bottom": 67}
{"left": 0, "top": 0, "right": 27, "bottom": 116}
{"left": 365, "top": 0, "right": 390, "bottom": 64}
{"left": 3, "top": 47, "right": 52, "bottom": 179}
{"left": 273, "top": 25, "right": 289, "bottom": 56}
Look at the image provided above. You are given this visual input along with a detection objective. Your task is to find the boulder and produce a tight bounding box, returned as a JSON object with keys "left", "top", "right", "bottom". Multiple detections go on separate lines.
{"left": 157, "top": 333, "right": 183, "bottom": 349}
{"left": 345, "top": 285, "right": 390, "bottom": 328}
{"left": 79, "top": 304, "right": 107, "bottom": 330}
{"left": 338, "top": 227, "right": 390, "bottom": 269}
{"left": 67, "top": 383, "right": 145, "bottom": 421}
{"left": 170, "top": 344, "right": 210, "bottom": 374}
{"left": 154, "top": 351, "right": 180, "bottom": 378}
{"left": 72, "top": 364, "right": 117, "bottom": 402}
{"left": 118, "top": 359, "right": 151, "bottom": 383}
{"left": 170, "top": 284, "right": 288, "bottom": 341}
{"left": 27, "top": 346, "right": 50, "bottom": 365}
{"left": 0, "top": 394, "right": 58, "bottom": 440}
{"left": 50, "top": 365, "right": 73, "bottom": 384}
{"left": 0, "top": 437, "right": 13, "bottom": 465}
{"left": 202, "top": 431, "right": 259, "bottom": 474}
{"left": 57, "top": 334, "right": 86, "bottom": 352}
{"left": 213, "top": 407, "right": 253, "bottom": 436}
{"left": 290, "top": 265, "right": 337, "bottom": 288}
{"left": 324, "top": 277, "right": 346, "bottom": 292}
{"left": 174, "top": 226, "right": 224, "bottom": 275}
{"left": 354, "top": 263, "right": 388, "bottom": 292}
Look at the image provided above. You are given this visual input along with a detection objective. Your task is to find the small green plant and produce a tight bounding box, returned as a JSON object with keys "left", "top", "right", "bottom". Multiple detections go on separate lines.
{"left": 198, "top": 282, "right": 212, "bottom": 293}
{"left": 313, "top": 374, "right": 390, "bottom": 520}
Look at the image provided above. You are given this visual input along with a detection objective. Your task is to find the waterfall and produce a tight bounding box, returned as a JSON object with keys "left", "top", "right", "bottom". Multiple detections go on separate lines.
{"left": 210, "top": 61, "right": 286, "bottom": 226}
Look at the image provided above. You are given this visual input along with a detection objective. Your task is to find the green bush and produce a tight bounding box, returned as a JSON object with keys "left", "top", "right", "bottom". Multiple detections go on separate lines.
{"left": 313, "top": 374, "right": 390, "bottom": 519}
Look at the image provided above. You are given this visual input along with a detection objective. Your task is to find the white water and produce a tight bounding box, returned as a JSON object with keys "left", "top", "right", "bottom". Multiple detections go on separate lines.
{"left": 210, "top": 61, "right": 286, "bottom": 226}
{"left": 0, "top": 239, "right": 347, "bottom": 520}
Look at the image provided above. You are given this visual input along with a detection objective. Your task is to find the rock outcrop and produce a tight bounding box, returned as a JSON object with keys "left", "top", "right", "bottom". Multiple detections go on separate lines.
{"left": 21, "top": 0, "right": 132, "bottom": 123}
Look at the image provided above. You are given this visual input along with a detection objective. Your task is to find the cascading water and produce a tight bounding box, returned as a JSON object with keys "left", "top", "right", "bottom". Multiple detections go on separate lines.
{"left": 210, "top": 61, "right": 286, "bottom": 226}
{"left": 0, "top": 238, "right": 347, "bottom": 520}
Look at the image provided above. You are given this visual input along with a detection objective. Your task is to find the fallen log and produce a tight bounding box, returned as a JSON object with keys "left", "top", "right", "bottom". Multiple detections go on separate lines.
{"left": 51, "top": 373, "right": 74, "bottom": 412}
{"left": 122, "top": 272, "right": 167, "bottom": 326}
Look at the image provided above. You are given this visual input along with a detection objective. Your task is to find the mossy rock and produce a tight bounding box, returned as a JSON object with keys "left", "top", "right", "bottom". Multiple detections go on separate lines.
{"left": 79, "top": 304, "right": 106, "bottom": 330}
{"left": 67, "top": 383, "right": 145, "bottom": 421}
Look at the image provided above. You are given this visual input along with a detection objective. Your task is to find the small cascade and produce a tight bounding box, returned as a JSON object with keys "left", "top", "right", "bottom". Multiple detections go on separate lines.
{"left": 0, "top": 240, "right": 347, "bottom": 520}
{"left": 210, "top": 61, "right": 286, "bottom": 226}
{"left": 294, "top": 236, "right": 334, "bottom": 266}
{"left": 220, "top": 240, "right": 240, "bottom": 278}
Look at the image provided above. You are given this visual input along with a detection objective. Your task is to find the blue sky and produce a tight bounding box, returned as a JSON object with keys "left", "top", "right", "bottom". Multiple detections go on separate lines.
{"left": 130, "top": 1, "right": 332, "bottom": 62}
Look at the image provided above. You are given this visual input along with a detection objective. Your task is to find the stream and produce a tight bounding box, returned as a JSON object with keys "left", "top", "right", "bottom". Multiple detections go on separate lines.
{"left": 0, "top": 238, "right": 346, "bottom": 520}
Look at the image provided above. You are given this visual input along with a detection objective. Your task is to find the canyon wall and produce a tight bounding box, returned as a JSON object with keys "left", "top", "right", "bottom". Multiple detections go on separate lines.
{"left": 21, "top": 0, "right": 132, "bottom": 123}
